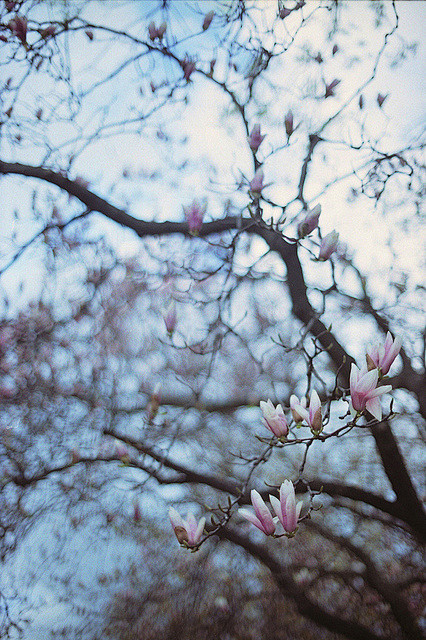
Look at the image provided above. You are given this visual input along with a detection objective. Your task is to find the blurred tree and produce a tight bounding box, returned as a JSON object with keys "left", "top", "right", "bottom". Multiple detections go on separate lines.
{"left": 0, "top": 1, "right": 425, "bottom": 638}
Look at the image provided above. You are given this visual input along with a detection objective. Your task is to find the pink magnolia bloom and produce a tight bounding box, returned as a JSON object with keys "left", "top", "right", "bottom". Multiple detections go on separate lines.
{"left": 239, "top": 489, "right": 276, "bottom": 536}
{"left": 292, "top": 390, "right": 322, "bottom": 433}
{"left": 114, "top": 441, "right": 129, "bottom": 460}
{"left": 249, "top": 168, "right": 264, "bottom": 195}
{"left": 289, "top": 394, "right": 307, "bottom": 423}
{"left": 279, "top": 7, "right": 291, "bottom": 19}
{"left": 184, "top": 200, "right": 205, "bottom": 234}
{"left": 182, "top": 58, "right": 196, "bottom": 81}
{"left": 9, "top": 16, "right": 27, "bottom": 44}
{"left": 169, "top": 508, "right": 206, "bottom": 546}
{"left": 269, "top": 480, "right": 303, "bottom": 533}
{"left": 248, "top": 124, "right": 266, "bottom": 152}
{"left": 40, "top": 25, "right": 56, "bottom": 38}
{"left": 163, "top": 301, "right": 177, "bottom": 333}
{"left": 349, "top": 364, "right": 392, "bottom": 420}
{"left": 318, "top": 230, "right": 339, "bottom": 261}
{"left": 284, "top": 109, "right": 294, "bottom": 137}
{"left": 366, "top": 332, "right": 401, "bottom": 375}
{"left": 148, "top": 21, "right": 166, "bottom": 41}
{"left": 133, "top": 501, "right": 142, "bottom": 523}
{"left": 297, "top": 204, "right": 321, "bottom": 238}
{"left": 202, "top": 10, "right": 215, "bottom": 30}
{"left": 146, "top": 382, "right": 161, "bottom": 422}
{"left": 325, "top": 78, "right": 340, "bottom": 98}
{"left": 260, "top": 399, "right": 289, "bottom": 437}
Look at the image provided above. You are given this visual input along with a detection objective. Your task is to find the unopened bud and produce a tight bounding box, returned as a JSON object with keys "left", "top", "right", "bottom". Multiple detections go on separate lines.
{"left": 202, "top": 10, "right": 214, "bottom": 31}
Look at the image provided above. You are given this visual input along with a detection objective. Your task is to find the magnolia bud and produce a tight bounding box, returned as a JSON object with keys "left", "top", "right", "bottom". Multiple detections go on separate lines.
{"left": 202, "top": 10, "right": 214, "bottom": 30}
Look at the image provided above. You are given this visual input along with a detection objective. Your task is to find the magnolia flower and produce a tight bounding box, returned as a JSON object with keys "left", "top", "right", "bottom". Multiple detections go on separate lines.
{"left": 349, "top": 364, "right": 392, "bottom": 420}
{"left": 292, "top": 390, "right": 322, "bottom": 433}
{"left": 169, "top": 508, "right": 206, "bottom": 547}
{"left": 269, "top": 480, "right": 302, "bottom": 533}
{"left": 284, "top": 109, "right": 294, "bottom": 138}
{"left": 113, "top": 441, "right": 130, "bottom": 461}
{"left": 9, "top": 16, "right": 27, "bottom": 44}
{"left": 133, "top": 500, "right": 142, "bottom": 523}
{"left": 366, "top": 332, "right": 401, "bottom": 375}
{"left": 377, "top": 93, "right": 388, "bottom": 108}
{"left": 184, "top": 199, "right": 205, "bottom": 234}
{"left": 146, "top": 382, "right": 161, "bottom": 422}
{"left": 163, "top": 300, "right": 177, "bottom": 334}
{"left": 148, "top": 21, "right": 166, "bottom": 41}
{"left": 325, "top": 78, "right": 340, "bottom": 98}
{"left": 202, "top": 10, "right": 215, "bottom": 30}
{"left": 239, "top": 489, "right": 276, "bottom": 536}
{"left": 297, "top": 204, "right": 321, "bottom": 238}
{"left": 319, "top": 230, "right": 339, "bottom": 260}
{"left": 289, "top": 394, "right": 307, "bottom": 423}
{"left": 279, "top": 7, "right": 291, "bottom": 19}
{"left": 182, "top": 58, "right": 196, "bottom": 81}
{"left": 249, "top": 168, "right": 264, "bottom": 195}
{"left": 248, "top": 124, "right": 265, "bottom": 152}
{"left": 260, "top": 399, "right": 289, "bottom": 437}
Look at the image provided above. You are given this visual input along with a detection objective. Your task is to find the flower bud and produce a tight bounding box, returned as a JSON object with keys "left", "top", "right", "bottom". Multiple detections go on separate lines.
{"left": 184, "top": 199, "right": 205, "bottom": 234}
{"left": 163, "top": 301, "right": 177, "bottom": 334}
{"left": 9, "top": 16, "right": 27, "bottom": 44}
{"left": 248, "top": 124, "right": 265, "bottom": 152}
{"left": 297, "top": 204, "right": 321, "bottom": 238}
{"left": 202, "top": 10, "right": 214, "bottom": 31}
{"left": 284, "top": 110, "right": 294, "bottom": 138}
{"left": 290, "top": 395, "right": 306, "bottom": 423}
{"left": 318, "top": 230, "right": 339, "bottom": 260}
{"left": 249, "top": 168, "right": 264, "bottom": 195}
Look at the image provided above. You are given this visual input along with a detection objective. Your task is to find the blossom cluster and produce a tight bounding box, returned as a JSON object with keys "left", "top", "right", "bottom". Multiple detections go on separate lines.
{"left": 239, "top": 481, "right": 303, "bottom": 536}
{"left": 168, "top": 332, "right": 400, "bottom": 549}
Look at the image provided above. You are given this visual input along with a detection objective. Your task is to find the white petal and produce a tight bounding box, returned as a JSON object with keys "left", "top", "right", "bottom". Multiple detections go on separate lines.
{"left": 366, "top": 396, "right": 382, "bottom": 420}
{"left": 169, "top": 507, "right": 184, "bottom": 529}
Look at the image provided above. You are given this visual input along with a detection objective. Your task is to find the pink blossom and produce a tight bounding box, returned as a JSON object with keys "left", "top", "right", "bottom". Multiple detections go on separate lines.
{"left": 269, "top": 480, "right": 303, "bottom": 533}
{"left": 248, "top": 124, "right": 265, "bottom": 152}
{"left": 285, "top": 109, "right": 294, "bottom": 137}
{"left": 289, "top": 394, "right": 307, "bottom": 423}
{"left": 114, "top": 441, "right": 129, "bottom": 460}
{"left": 169, "top": 508, "right": 206, "bottom": 546}
{"left": 366, "top": 332, "right": 401, "bottom": 375}
{"left": 202, "top": 10, "right": 215, "bottom": 31}
{"left": 325, "top": 78, "right": 340, "bottom": 98}
{"left": 40, "top": 25, "right": 56, "bottom": 38}
{"left": 163, "top": 301, "right": 177, "bottom": 333}
{"left": 146, "top": 383, "right": 161, "bottom": 422}
{"left": 279, "top": 7, "right": 291, "bottom": 19}
{"left": 297, "top": 204, "right": 321, "bottom": 238}
{"left": 239, "top": 489, "right": 276, "bottom": 535}
{"left": 184, "top": 200, "right": 205, "bottom": 234}
{"left": 148, "top": 21, "right": 167, "bottom": 41}
{"left": 377, "top": 93, "right": 388, "bottom": 108}
{"left": 9, "top": 16, "right": 27, "bottom": 44}
{"left": 260, "top": 399, "right": 288, "bottom": 437}
{"left": 292, "top": 390, "right": 322, "bottom": 433}
{"left": 318, "top": 230, "right": 339, "bottom": 261}
{"left": 249, "top": 168, "right": 264, "bottom": 195}
{"left": 349, "top": 364, "right": 392, "bottom": 420}
{"left": 182, "top": 58, "right": 196, "bottom": 81}
{"left": 133, "top": 501, "right": 142, "bottom": 523}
